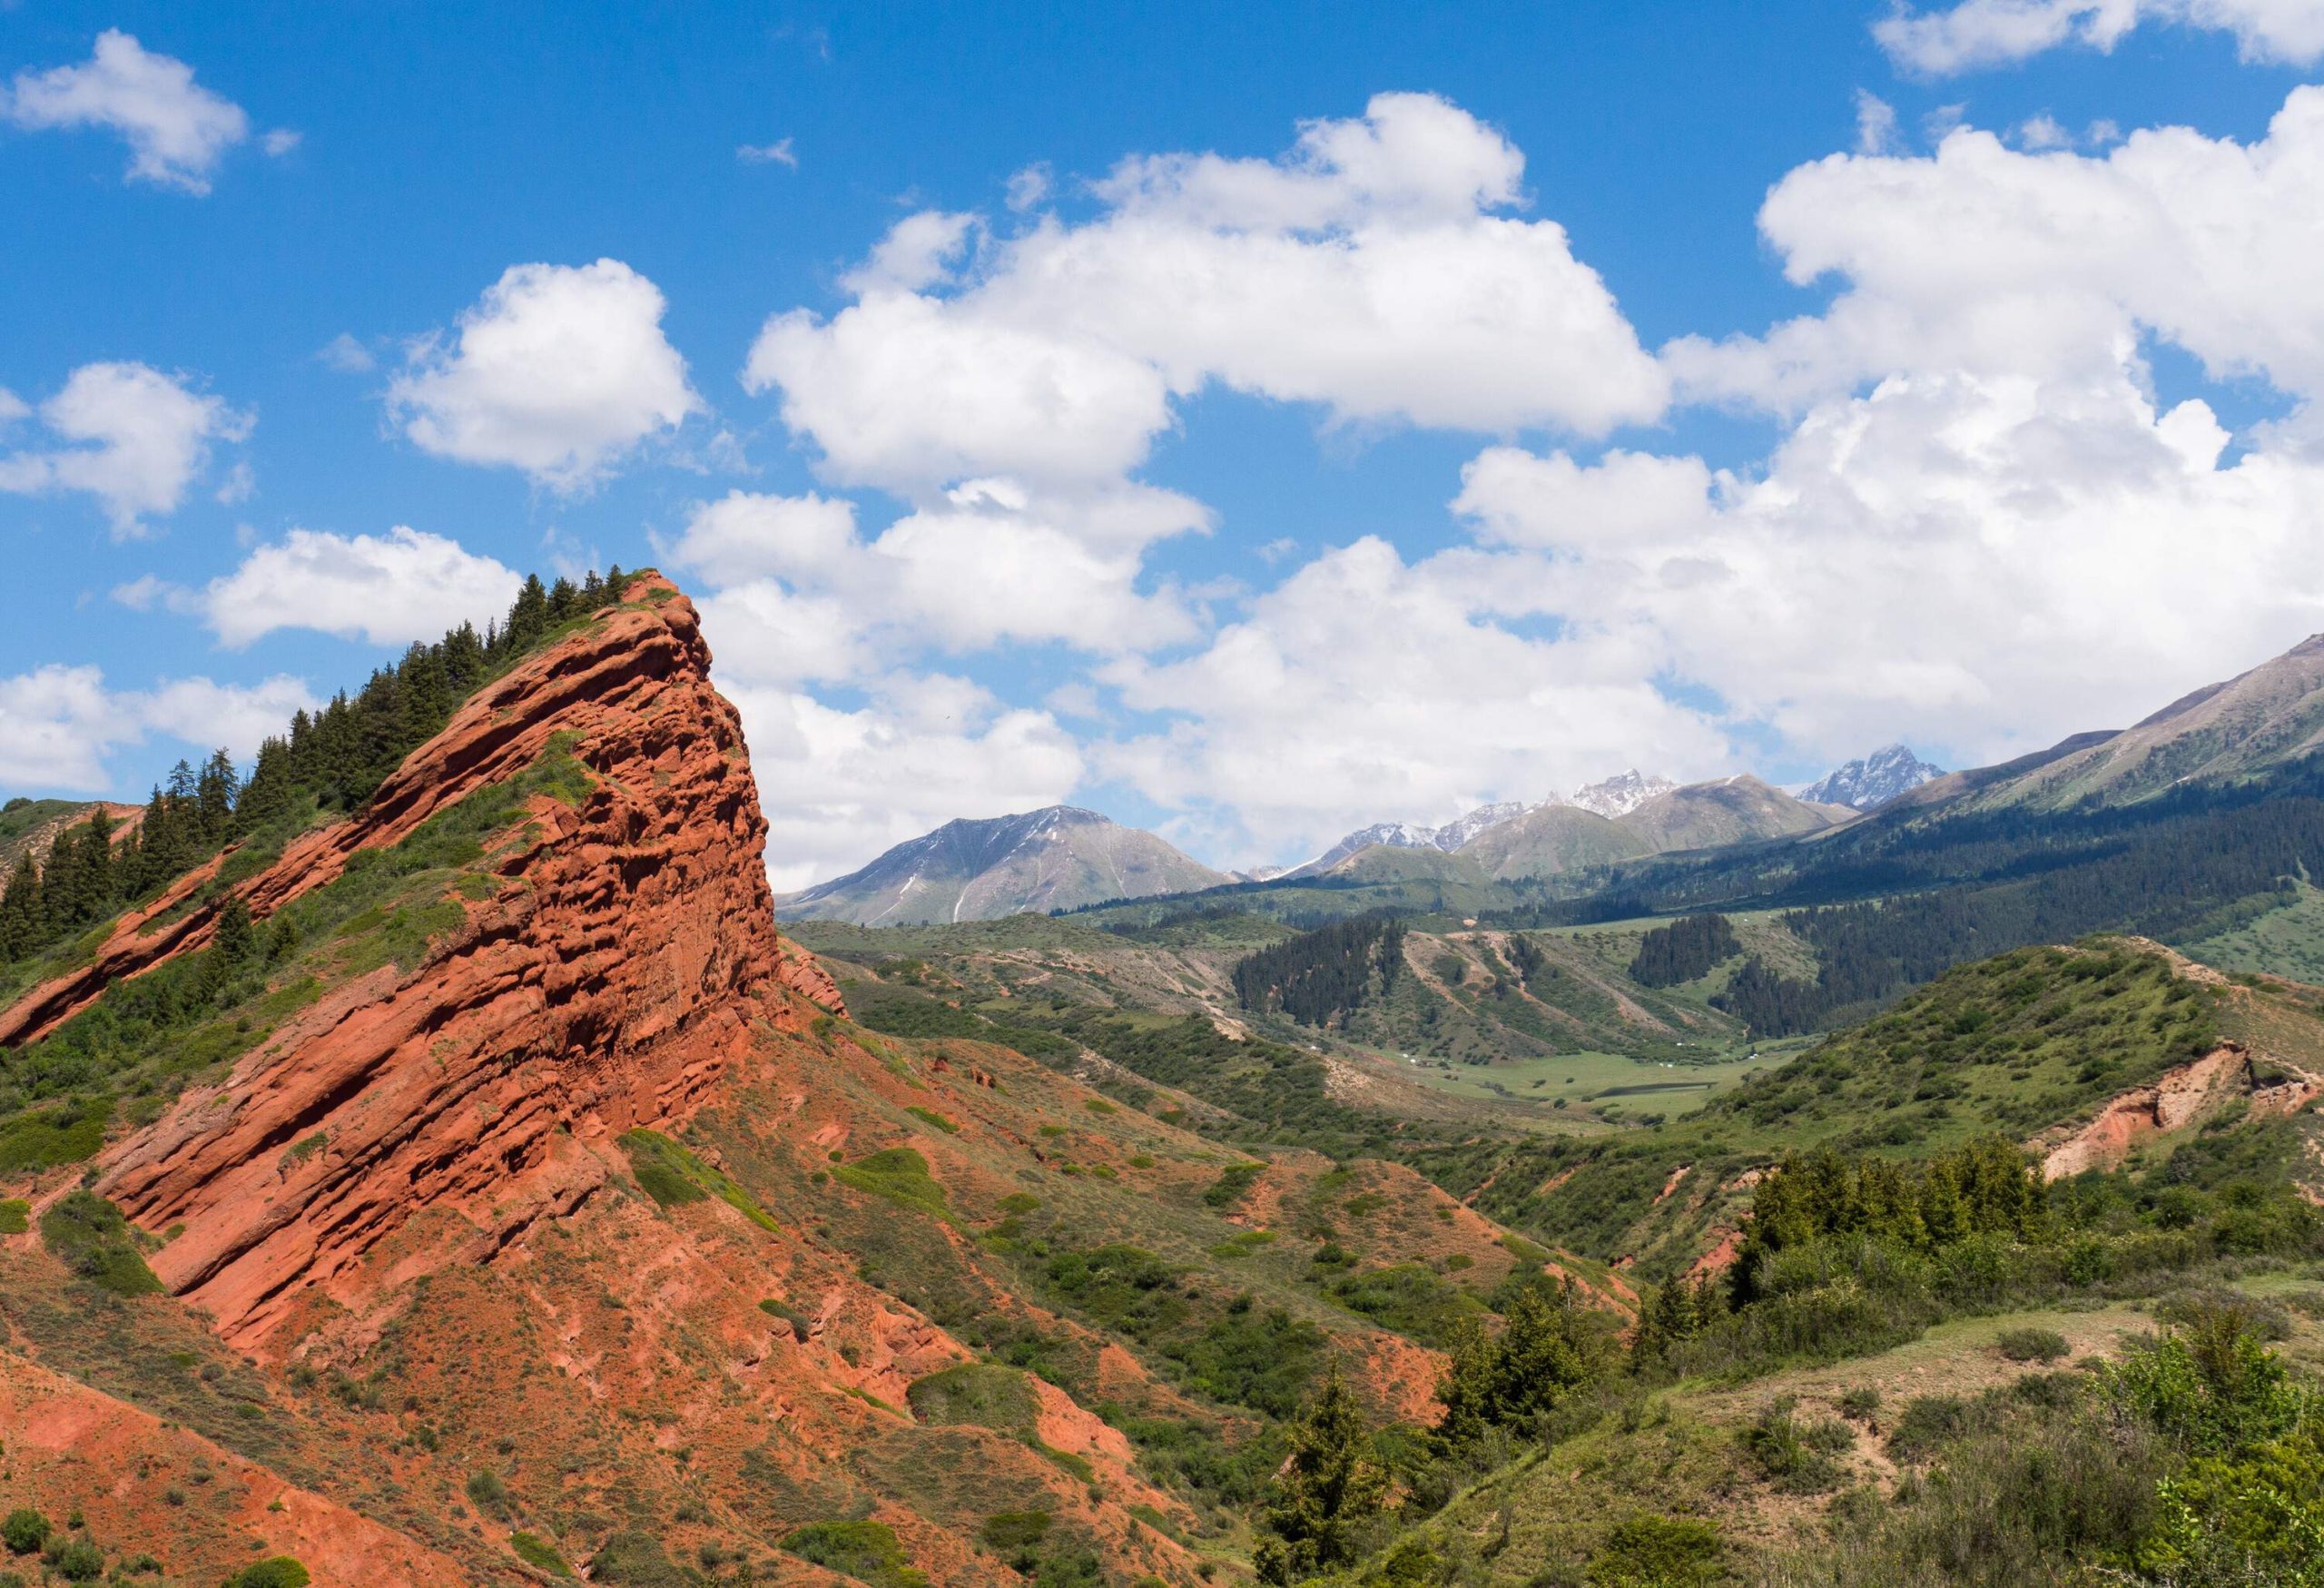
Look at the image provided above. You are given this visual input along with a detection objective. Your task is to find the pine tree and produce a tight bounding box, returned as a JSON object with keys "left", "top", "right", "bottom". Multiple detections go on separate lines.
{"left": 213, "top": 897, "right": 255, "bottom": 964}
{"left": 196, "top": 750, "right": 240, "bottom": 843}
{"left": 505, "top": 574, "right": 549, "bottom": 653}
{"left": 0, "top": 853, "right": 38, "bottom": 959}
{"left": 233, "top": 738, "right": 295, "bottom": 838}
{"left": 1256, "top": 1363, "right": 1387, "bottom": 1584}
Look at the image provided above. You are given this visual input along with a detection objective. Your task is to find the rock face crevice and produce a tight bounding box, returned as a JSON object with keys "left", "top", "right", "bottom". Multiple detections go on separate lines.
{"left": 73, "top": 577, "right": 834, "bottom": 1352}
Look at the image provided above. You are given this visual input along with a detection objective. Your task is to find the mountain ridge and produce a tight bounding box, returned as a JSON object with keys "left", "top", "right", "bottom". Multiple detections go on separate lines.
{"left": 779, "top": 804, "right": 1229, "bottom": 924}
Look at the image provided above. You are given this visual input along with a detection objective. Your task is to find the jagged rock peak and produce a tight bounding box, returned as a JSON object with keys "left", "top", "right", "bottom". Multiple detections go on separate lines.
{"left": 1801, "top": 744, "right": 1945, "bottom": 811}
{"left": 1566, "top": 770, "right": 1679, "bottom": 818}
{"left": 29, "top": 573, "right": 839, "bottom": 1350}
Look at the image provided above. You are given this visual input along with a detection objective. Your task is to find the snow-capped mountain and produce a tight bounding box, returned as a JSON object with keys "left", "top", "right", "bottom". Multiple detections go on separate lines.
{"left": 1801, "top": 745, "right": 1946, "bottom": 812}
{"left": 1298, "top": 801, "right": 1529, "bottom": 874}
{"left": 1566, "top": 770, "right": 1679, "bottom": 818}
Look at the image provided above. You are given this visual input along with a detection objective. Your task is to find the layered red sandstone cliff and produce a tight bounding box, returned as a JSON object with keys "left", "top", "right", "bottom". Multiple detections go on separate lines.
{"left": 56, "top": 577, "right": 836, "bottom": 1351}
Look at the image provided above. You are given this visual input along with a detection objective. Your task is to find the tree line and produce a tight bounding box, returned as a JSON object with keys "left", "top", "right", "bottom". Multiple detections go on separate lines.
{"left": 0, "top": 567, "right": 635, "bottom": 968}
{"left": 1627, "top": 912, "right": 1740, "bottom": 987}
{"left": 1232, "top": 911, "right": 1407, "bottom": 1027}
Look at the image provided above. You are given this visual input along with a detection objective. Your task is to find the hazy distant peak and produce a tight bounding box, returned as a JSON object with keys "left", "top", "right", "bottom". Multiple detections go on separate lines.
{"left": 1801, "top": 745, "right": 1945, "bottom": 812}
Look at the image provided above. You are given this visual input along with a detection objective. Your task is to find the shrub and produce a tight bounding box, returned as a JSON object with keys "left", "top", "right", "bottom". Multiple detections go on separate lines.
{"left": 1744, "top": 1399, "right": 1851, "bottom": 1493}
{"left": 780, "top": 1521, "right": 929, "bottom": 1588}
{"left": 0, "top": 1510, "right": 44, "bottom": 1554}
{"left": 833, "top": 1147, "right": 950, "bottom": 1220}
{"left": 37, "top": 1190, "right": 162, "bottom": 1296}
{"left": 587, "top": 1533, "right": 687, "bottom": 1585}
{"left": 464, "top": 1468, "right": 508, "bottom": 1518}
{"left": 1994, "top": 1327, "right": 2070, "bottom": 1364}
{"left": 1204, "top": 1162, "right": 1265, "bottom": 1208}
{"left": 1838, "top": 1386, "right": 1881, "bottom": 1421}
{"left": 758, "top": 1297, "right": 813, "bottom": 1342}
{"left": 46, "top": 1540, "right": 103, "bottom": 1583}
{"left": 1885, "top": 1395, "right": 1981, "bottom": 1465}
{"left": 1588, "top": 1514, "right": 1723, "bottom": 1587}
{"left": 509, "top": 1532, "right": 574, "bottom": 1576}
{"left": 979, "top": 1510, "right": 1052, "bottom": 1552}
{"left": 225, "top": 1562, "right": 311, "bottom": 1588}
{"left": 907, "top": 1362, "right": 1039, "bottom": 1430}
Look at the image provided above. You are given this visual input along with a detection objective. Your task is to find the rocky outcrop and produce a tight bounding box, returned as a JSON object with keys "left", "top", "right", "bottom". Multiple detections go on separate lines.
{"left": 72, "top": 577, "right": 837, "bottom": 1351}
{"left": 2032, "top": 1042, "right": 2319, "bottom": 1179}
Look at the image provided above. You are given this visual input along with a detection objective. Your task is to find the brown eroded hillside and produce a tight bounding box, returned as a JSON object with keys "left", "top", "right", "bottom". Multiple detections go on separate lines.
{"left": 0, "top": 575, "right": 1599, "bottom": 1587}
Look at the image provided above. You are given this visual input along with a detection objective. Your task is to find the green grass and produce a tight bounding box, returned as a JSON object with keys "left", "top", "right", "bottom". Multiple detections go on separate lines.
{"left": 508, "top": 1532, "right": 574, "bottom": 1576}
{"left": 618, "top": 1129, "right": 780, "bottom": 1231}
{"left": 780, "top": 1520, "right": 929, "bottom": 1588}
{"left": 40, "top": 1190, "right": 162, "bottom": 1297}
{"left": 1327, "top": 1262, "right": 1488, "bottom": 1347}
{"left": 832, "top": 1146, "right": 951, "bottom": 1222}
{"left": 1394, "top": 1046, "right": 1784, "bottom": 1116}
{"left": 0, "top": 1198, "right": 27, "bottom": 1234}
{"left": 0, "top": 1095, "right": 112, "bottom": 1173}
{"left": 905, "top": 1361, "right": 1041, "bottom": 1429}
{"left": 2179, "top": 879, "right": 2324, "bottom": 982}
{"left": 905, "top": 1105, "right": 960, "bottom": 1134}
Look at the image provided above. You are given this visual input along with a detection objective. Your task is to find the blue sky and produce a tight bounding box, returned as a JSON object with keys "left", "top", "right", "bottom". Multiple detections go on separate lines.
{"left": 5, "top": 1, "right": 2323, "bottom": 883}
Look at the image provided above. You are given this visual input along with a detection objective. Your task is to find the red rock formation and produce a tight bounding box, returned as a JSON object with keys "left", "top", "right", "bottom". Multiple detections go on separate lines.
{"left": 2032, "top": 1041, "right": 2318, "bottom": 1179}
{"left": 70, "top": 577, "right": 837, "bottom": 1352}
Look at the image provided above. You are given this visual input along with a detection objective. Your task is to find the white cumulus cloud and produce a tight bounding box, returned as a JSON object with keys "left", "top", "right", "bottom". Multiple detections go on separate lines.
{"left": 0, "top": 664, "right": 318, "bottom": 794}
{"left": 1666, "top": 86, "right": 2324, "bottom": 412}
{"left": 389, "top": 260, "right": 704, "bottom": 491}
{"left": 2, "top": 29, "right": 255, "bottom": 192}
{"left": 195, "top": 526, "right": 523, "bottom": 648}
{"left": 1875, "top": 0, "right": 2324, "bottom": 75}
{"left": 725, "top": 677, "right": 1086, "bottom": 891}
{"left": 0, "top": 361, "right": 250, "bottom": 535}
{"left": 745, "top": 92, "right": 1664, "bottom": 497}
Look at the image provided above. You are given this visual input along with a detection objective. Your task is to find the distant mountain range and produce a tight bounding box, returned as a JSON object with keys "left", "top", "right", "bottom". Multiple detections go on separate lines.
{"left": 1298, "top": 772, "right": 1676, "bottom": 876}
{"left": 1800, "top": 744, "right": 1945, "bottom": 811}
{"left": 780, "top": 631, "right": 2324, "bottom": 926}
{"left": 775, "top": 805, "right": 1228, "bottom": 925}
{"left": 1901, "top": 635, "right": 2324, "bottom": 814}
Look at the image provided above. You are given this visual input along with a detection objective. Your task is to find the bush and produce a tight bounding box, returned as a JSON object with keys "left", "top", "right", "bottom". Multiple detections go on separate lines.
{"left": 509, "top": 1532, "right": 574, "bottom": 1576}
{"left": 1768, "top": 1408, "right": 2168, "bottom": 1586}
{"left": 37, "top": 1191, "right": 162, "bottom": 1296}
{"left": 1886, "top": 1395, "right": 1982, "bottom": 1465}
{"left": 758, "top": 1297, "right": 812, "bottom": 1342}
{"left": 1744, "top": 1399, "right": 1852, "bottom": 1493}
{"left": 224, "top": 1562, "right": 310, "bottom": 1588}
{"left": 0, "top": 1509, "right": 47, "bottom": 1554}
{"left": 907, "top": 1362, "right": 1039, "bottom": 1430}
{"left": 1204, "top": 1161, "right": 1265, "bottom": 1208}
{"left": 1994, "top": 1327, "right": 2071, "bottom": 1364}
{"left": 780, "top": 1521, "right": 928, "bottom": 1588}
{"left": 46, "top": 1540, "right": 103, "bottom": 1583}
{"left": 464, "top": 1468, "right": 508, "bottom": 1518}
{"left": 1588, "top": 1514, "right": 1723, "bottom": 1587}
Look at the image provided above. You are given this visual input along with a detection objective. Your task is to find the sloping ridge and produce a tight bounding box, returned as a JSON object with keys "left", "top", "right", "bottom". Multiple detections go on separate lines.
{"left": 41, "top": 576, "right": 840, "bottom": 1349}
{"left": 1905, "top": 631, "right": 2324, "bottom": 815}
{"left": 783, "top": 803, "right": 1228, "bottom": 923}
